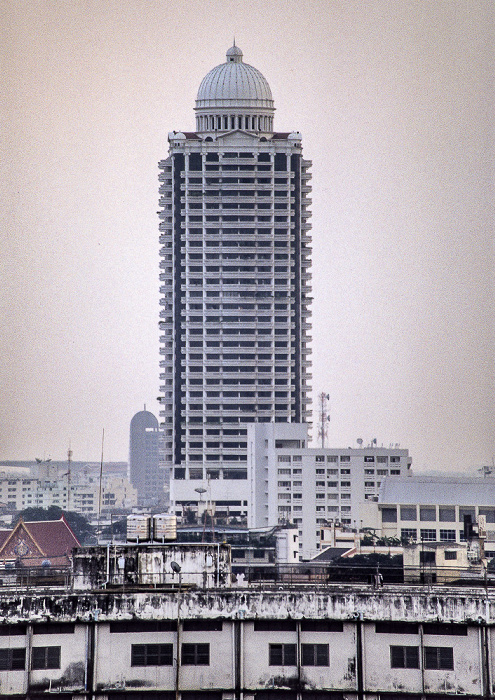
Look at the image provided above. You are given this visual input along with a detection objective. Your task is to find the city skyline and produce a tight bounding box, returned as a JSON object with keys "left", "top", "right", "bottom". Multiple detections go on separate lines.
{"left": 2, "top": 1, "right": 493, "bottom": 472}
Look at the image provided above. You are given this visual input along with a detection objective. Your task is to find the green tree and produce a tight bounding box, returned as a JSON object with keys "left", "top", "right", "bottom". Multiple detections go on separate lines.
{"left": 13, "top": 507, "right": 95, "bottom": 545}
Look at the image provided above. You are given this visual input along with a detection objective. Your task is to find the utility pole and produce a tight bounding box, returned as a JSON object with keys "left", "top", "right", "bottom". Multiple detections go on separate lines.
{"left": 318, "top": 392, "right": 331, "bottom": 448}
{"left": 67, "top": 443, "right": 72, "bottom": 512}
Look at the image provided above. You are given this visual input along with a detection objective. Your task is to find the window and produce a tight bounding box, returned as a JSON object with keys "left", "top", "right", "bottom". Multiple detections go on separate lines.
{"left": 439, "top": 529, "right": 456, "bottom": 542}
{"left": 183, "top": 620, "right": 222, "bottom": 631}
{"left": 33, "top": 623, "right": 75, "bottom": 635}
{"left": 300, "top": 620, "right": 343, "bottom": 632}
{"left": 459, "top": 507, "right": 476, "bottom": 522}
{"left": 423, "top": 623, "right": 467, "bottom": 636}
{"left": 390, "top": 646, "right": 419, "bottom": 669}
{"left": 301, "top": 644, "right": 329, "bottom": 666}
{"left": 110, "top": 620, "right": 177, "bottom": 633}
{"left": 0, "top": 648, "right": 25, "bottom": 670}
{"left": 439, "top": 507, "right": 455, "bottom": 522}
{"left": 131, "top": 644, "right": 173, "bottom": 666}
{"left": 444, "top": 550, "right": 457, "bottom": 561}
{"left": 400, "top": 507, "right": 417, "bottom": 521}
{"left": 181, "top": 643, "right": 210, "bottom": 665}
{"left": 254, "top": 620, "right": 297, "bottom": 631}
{"left": 32, "top": 646, "right": 60, "bottom": 670}
{"left": 420, "top": 551, "right": 436, "bottom": 564}
{"left": 376, "top": 622, "right": 418, "bottom": 634}
{"left": 420, "top": 507, "right": 436, "bottom": 522}
{"left": 382, "top": 507, "right": 397, "bottom": 523}
{"left": 479, "top": 508, "right": 495, "bottom": 523}
{"left": 424, "top": 646, "right": 454, "bottom": 670}
{"left": 401, "top": 528, "right": 417, "bottom": 541}
{"left": 269, "top": 644, "right": 296, "bottom": 666}
{"left": 0, "top": 625, "right": 26, "bottom": 636}
{"left": 420, "top": 529, "right": 436, "bottom": 541}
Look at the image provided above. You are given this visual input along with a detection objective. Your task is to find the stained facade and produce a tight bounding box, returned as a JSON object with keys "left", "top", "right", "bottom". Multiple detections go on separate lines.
{"left": 0, "top": 585, "right": 492, "bottom": 697}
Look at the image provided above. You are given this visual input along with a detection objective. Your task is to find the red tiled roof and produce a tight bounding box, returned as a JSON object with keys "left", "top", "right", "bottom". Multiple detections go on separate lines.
{"left": 23, "top": 517, "right": 80, "bottom": 556}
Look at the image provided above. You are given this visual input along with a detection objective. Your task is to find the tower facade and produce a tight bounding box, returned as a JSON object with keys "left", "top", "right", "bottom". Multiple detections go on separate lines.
{"left": 159, "top": 46, "right": 312, "bottom": 521}
{"left": 129, "top": 409, "right": 163, "bottom": 507}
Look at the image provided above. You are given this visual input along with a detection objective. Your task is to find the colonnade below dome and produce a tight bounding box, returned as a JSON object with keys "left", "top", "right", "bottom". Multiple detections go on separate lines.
{"left": 196, "top": 112, "right": 274, "bottom": 134}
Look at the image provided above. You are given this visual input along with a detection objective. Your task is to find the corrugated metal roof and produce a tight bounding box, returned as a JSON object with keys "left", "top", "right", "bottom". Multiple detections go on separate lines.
{"left": 379, "top": 476, "right": 495, "bottom": 506}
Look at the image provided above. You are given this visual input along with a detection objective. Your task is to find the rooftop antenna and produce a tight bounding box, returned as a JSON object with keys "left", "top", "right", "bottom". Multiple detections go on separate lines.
{"left": 318, "top": 392, "right": 331, "bottom": 448}
{"left": 97, "top": 429, "right": 105, "bottom": 542}
{"left": 67, "top": 442, "right": 72, "bottom": 511}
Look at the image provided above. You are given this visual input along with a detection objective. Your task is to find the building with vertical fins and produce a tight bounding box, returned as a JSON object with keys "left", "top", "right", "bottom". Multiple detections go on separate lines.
{"left": 129, "top": 408, "right": 164, "bottom": 507}
{"left": 158, "top": 45, "right": 312, "bottom": 521}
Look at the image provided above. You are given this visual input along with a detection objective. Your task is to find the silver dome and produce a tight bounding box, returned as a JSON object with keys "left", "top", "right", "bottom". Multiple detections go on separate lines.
{"left": 196, "top": 45, "right": 274, "bottom": 110}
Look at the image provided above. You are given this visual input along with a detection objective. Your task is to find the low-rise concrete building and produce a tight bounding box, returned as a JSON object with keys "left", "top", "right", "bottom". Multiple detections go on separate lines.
{"left": 363, "top": 475, "right": 495, "bottom": 551}
{"left": 0, "top": 584, "right": 492, "bottom": 697}
{"left": 403, "top": 539, "right": 485, "bottom": 584}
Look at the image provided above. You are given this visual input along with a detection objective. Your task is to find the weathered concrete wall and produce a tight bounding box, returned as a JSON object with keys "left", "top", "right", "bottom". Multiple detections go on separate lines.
{"left": 0, "top": 585, "right": 491, "bottom": 697}
{"left": 0, "top": 585, "right": 492, "bottom": 623}
{"left": 72, "top": 543, "right": 231, "bottom": 590}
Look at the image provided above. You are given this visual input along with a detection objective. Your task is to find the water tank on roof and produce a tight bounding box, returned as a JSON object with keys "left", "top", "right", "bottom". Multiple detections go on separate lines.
{"left": 153, "top": 514, "right": 177, "bottom": 542}
{"left": 127, "top": 514, "right": 151, "bottom": 543}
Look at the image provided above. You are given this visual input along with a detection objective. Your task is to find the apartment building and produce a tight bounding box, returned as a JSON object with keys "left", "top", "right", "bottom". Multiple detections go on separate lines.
{"left": 159, "top": 45, "right": 312, "bottom": 518}
{"left": 247, "top": 423, "right": 411, "bottom": 559}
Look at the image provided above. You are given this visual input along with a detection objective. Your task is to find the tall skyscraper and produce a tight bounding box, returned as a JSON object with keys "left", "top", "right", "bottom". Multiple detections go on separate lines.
{"left": 159, "top": 45, "right": 312, "bottom": 520}
{"left": 129, "top": 408, "right": 164, "bottom": 507}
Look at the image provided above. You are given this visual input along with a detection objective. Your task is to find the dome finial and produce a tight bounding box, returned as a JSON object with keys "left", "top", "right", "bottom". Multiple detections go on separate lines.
{"left": 226, "top": 43, "right": 243, "bottom": 63}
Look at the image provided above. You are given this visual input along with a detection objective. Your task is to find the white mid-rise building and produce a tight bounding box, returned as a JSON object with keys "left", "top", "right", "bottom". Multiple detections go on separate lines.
{"left": 247, "top": 423, "right": 411, "bottom": 559}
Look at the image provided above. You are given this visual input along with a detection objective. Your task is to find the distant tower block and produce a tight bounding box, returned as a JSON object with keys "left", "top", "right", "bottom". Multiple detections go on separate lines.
{"left": 129, "top": 407, "right": 165, "bottom": 507}
{"left": 159, "top": 45, "right": 312, "bottom": 520}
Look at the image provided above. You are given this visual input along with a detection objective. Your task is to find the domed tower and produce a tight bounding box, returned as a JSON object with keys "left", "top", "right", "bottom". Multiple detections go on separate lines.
{"left": 158, "top": 46, "right": 312, "bottom": 527}
{"left": 195, "top": 45, "right": 275, "bottom": 135}
{"left": 129, "top": 408, "right": 165, "bottom": 507}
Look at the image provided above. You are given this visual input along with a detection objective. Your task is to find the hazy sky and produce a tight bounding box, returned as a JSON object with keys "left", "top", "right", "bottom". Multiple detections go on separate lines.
{"left": 2, "top": 1, "right": 493, "bottom": 471}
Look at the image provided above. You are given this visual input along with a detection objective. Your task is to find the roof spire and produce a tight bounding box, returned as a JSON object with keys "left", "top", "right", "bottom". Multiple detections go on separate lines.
{"left": 226, "top": 43, "right": 243, "bottom": 63}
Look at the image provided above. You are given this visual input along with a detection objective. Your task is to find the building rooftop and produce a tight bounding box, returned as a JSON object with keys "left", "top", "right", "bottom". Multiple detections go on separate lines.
{"left": 380, "top": 475, "right": 495, "bottom": 506}
{"left": 196, "top": 45, "right": 274, "bottom": 110}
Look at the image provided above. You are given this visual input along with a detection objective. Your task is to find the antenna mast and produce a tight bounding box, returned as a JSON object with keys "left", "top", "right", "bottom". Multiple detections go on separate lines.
{"left": 318, "top": 392, "right": 331, "bottom": 448}
{"left": 97, "top": 429, "right": 105, "bottom": 542}
{"left": 67, "top": 442, "right": 72, "bottom": 511}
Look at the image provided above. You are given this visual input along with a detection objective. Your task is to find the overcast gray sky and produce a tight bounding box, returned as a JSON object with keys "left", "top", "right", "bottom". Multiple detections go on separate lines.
{"left": 1, "top": 0, "right": 493, "bottom": 471}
